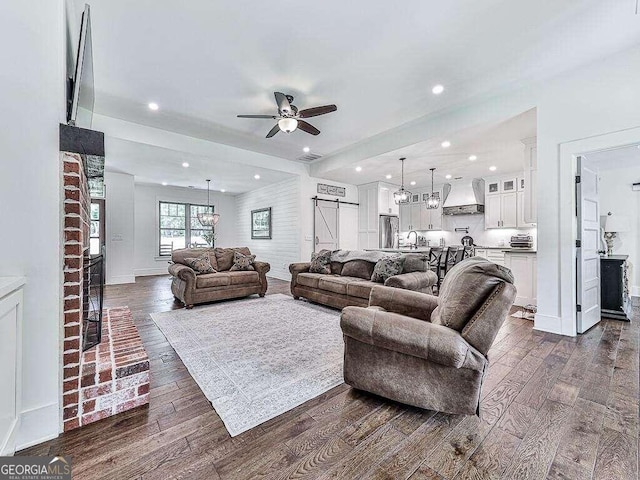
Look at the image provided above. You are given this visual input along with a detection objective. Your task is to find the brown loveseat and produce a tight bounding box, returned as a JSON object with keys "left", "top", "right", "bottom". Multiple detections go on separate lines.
{"left": 289, "top": 252, "right": 438, "bottom": 310}
{"left": 169, "top": 247, "right": 270, "bottom": 308}
{"left": 340, "top": 257, "right": 516, "bottom": 415}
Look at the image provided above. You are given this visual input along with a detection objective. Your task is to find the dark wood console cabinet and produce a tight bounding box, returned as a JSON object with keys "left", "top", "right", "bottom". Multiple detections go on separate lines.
{"left": 600, "top": 255, "right": 630, "bottom": 321}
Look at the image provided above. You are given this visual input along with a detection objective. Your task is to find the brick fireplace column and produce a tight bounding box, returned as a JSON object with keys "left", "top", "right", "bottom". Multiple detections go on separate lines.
{"left": 60, "top": 125, "right": 149, "bottom": 432}
{"left": 62, "top": 151, "right": 90, "bottom": 431}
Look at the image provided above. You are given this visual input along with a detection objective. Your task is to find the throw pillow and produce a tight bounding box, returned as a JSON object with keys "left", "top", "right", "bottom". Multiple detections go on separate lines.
{"left": 230, "top": 251, "right": 256, "bottom": 271}
{"left": 183, "top": 253, "right": 216, "bottom": 274}
{"left": 309, "top": 249, "right": 332, "bottom": 274}
{"left": 371, "top": 256, "right": 405, "bottom": 283}
{"left": 401, "top": 253, "right": 428, "bottom": 273}
{"left": 341, "top": 260, "right": 375, "bottom": 280}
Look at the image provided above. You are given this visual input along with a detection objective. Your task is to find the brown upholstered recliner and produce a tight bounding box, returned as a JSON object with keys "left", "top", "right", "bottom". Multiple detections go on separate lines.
{"left": 169, "top": 247, "right": 270, "bottom": 308}
{"left": 340, "top": 257, "right": 516, "bottom": 415}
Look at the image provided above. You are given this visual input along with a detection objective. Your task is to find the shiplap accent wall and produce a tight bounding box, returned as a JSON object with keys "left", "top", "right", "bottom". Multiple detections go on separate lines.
{"left": 235, "top": 177, "right": 301, "bottom": 280}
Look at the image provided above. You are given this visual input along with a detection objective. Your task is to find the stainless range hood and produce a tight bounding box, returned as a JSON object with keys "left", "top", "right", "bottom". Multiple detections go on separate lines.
{"left": 442, "top": 178, "right": 485, "bottom": 215}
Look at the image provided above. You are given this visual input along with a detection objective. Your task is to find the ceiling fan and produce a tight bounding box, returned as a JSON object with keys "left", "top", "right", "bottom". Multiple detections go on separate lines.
{"left": 237, "top": 92, "right": 337, "bottom": 138}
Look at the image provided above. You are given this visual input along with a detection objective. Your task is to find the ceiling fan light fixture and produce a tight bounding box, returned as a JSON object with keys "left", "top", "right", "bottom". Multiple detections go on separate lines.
{"left": 278, "top": 117, "right": 298, "bottom": 133}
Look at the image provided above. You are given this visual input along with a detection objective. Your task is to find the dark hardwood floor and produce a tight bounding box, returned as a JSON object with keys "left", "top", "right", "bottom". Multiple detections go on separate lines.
{"left": 20, "top": 275, "right": 639, "bottom": 480}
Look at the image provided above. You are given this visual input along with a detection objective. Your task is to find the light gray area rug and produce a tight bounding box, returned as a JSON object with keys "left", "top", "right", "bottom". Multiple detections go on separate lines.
{"left": 150, "top": 294, "right": 344, "bottom": 436}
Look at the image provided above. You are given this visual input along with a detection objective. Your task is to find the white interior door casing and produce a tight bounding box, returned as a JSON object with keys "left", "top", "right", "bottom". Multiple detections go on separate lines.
{"left": 576, "top": 156, "right": 601, "bottom": 333}
{"left": 315, "top": 202, "right": 339, "bottom": 252}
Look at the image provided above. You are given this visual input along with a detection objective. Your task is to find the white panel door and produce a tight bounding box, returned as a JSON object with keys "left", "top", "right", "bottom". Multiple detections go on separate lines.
{"left": 501, "top": 192, "right": 518, "bottom": 228}
{"left": 314, "top": 202, "right": 339, "bottom": 252}
{"left": 577, "top": 157, "right": 601, "bottom": 333}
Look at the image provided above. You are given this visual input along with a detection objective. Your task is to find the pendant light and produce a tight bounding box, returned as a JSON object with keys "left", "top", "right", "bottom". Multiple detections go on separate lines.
{"left": 424, "top": 168, "right": 440, "bottom": 209}
{"left": 393, "top": 157, "right": 412, "bottom": 205}
{"left": 198, "top": 179, "right": 220, "bottom": 226}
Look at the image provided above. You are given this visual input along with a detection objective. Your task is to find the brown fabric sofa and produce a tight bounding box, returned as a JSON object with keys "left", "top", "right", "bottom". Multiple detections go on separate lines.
{"left": 289, "top": 253, "right": 438, "bottom": 310}
{"left": 169, "top": 247, "right": 270, "bottom": 308}
{"left": 340, "top": 257, "right": 516, "bottom": 415}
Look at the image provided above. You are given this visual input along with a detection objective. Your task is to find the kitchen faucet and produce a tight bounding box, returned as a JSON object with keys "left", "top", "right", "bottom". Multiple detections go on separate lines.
{"left": 407, "top": 230, "right": 418, "bottom": 249}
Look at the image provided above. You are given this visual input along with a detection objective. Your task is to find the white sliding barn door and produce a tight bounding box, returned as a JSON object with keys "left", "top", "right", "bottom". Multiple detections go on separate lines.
{"left": 314, "top": 201, "right": 339, "bottom": 252}
{"left": 576, "top": 156, "right": 601, "bottom": 333}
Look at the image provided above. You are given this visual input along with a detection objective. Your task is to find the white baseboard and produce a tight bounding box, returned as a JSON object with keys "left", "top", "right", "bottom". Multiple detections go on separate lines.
{"left": 632, "top": 286, "right": 640, "bottom": 298}
{"left": 16, "top": 402, "right": 59, "bottom": 451}
{"left": 533, "top": 313, "right": 565, "bottom": 335}
{"left": 106, "top": 274, "right": 136, "bottom": 285}
{"left": 134, "top": 268, "right": 169, "bottom": 277}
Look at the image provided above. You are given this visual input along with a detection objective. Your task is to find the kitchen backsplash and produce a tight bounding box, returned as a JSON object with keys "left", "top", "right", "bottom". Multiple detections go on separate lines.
{"left": 399, "top": 213, "right": 537, "bottom": 248}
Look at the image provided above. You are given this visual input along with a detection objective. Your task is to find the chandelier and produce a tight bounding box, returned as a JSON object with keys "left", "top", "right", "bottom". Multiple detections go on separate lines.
{"left": 198, "top": 179, "right": 220, "bottom": 227}
{"left": 424, "top": 168, "right": 440, "bottom": 209}
{"left": 393, "top": 157, "right": 412, "bottom": 205}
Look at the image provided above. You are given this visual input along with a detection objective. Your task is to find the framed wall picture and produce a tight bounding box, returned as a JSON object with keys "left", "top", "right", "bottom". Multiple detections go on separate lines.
{"left": 251, "top": 207, "right": 272, "bottom": 239}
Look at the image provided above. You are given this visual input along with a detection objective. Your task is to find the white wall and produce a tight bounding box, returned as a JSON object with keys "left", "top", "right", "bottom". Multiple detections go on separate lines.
{"left": 234, "top": 175, "right": 359, "bottom": 280}
{"left": 235, "top": 178, "right": 301, "bottom": 280}
{"left": 0, "top": 0, "right": 65, "bottom": 448}
{"left": 598, "top": 166, "right": 640, "bottom": 297}
{"left": 104, "top": 172, "right": 135, "bottom": 284}
{"left": 536, "top": 44, "right": 640, "bottom": 335}
{"left": 134, "top": 184, "right": 237, "bottom": 276}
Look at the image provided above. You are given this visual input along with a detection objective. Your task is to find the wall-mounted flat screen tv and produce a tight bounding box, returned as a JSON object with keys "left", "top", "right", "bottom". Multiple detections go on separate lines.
{"left": 68, "top": 4, "right": 94, "bottom": 128}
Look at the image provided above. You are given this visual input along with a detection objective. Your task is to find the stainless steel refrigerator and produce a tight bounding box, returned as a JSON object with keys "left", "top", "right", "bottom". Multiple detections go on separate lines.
{"left": 379, "top": 215, "right": 399, "bottom": 249}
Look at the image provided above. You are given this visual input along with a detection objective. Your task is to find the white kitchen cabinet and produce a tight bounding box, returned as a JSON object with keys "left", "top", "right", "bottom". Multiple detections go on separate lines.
{"left": 410, "top": 203, "right": 422, "bottom": 230}
{"left": 501, "top": 178, "right": 518, "bottom": 193}
{"left": 378, "top": 184, "right": 399, "bottom": 216}
{"left": 357, "top": 184, "right": 380, "bottom": 249}
{"left": 475, "top": 249, "right": 506, "bottom": 266}
{"left": 487, "top": 250, "right": 506, "bottom": 266}
{"left": 485, "top": 190, "right": 517, "bottom": 229}
{"left": 517, "top": 191, "right": 535, "bottom": 228}
{"left": 0, "top": 277, "right": 24, "bottom": 456}
{"left": 485, "top": 195, "right": 501, "bottom": 228}
{"left": 501, "top": 192, "right": 517, "bottom": 228}
{"left": 399, "top": 202, "right": 411, "bottom": 231}
{"left": 522, "top": 137, "right": 537, "bottom": 224}
{"left": 505, "top": 252, "right": 537, "bottom": 306}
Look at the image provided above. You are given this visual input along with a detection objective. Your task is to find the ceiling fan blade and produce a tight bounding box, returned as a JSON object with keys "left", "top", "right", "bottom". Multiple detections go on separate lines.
{"left": 298, "top": 104, "right": 337, "bottom": 118}
{"left": 274, "top": 92, "right": 292, "bottom": 114}
{"left": 237, "top": 114, "right": 277, "bottom": 119}
{"left": 266, "top": 124, "right": 280, "bottom": 138}
{"left": 297, "top": 120, "right": 320, "bottom": 136}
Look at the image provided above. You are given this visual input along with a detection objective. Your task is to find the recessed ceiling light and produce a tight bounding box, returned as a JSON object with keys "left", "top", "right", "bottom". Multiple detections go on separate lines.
{"left": 489, "top": 166, "right": 497, "bottom": 171}
{"left": 469, "top": 155, "right": 477, "bottom": 161}
{"left": 148, "top": 102, "right": 159, "bottom": 111}
{"left": 254, "top": 174, "right": 260, "bottom": 180}
{"left": 355, "top": 166, "right": 362, "bottom": 172}
{"left": 410, "top": 181, "right": 416, "bottom": 186}
{"left": 385, "top": 174, "right": 392, "bottom": 179}
{"left": 432, "top": 84, "right": 444, "bottom": 95}
{"left": 441, "top": 141, "right": 451, "bottom": 148}
{"left": 161, "top": 181, "right": 168, "bottom": 186}
{"left": 303, "top": 146, "right": 310, "bottom": 153}
{"left": 445, "top": 174, "right": 452, "bottom": 179}
{"left": 221, "top": 189, "right": 226, "bottom": 193}
{"left": 182, "top": 162, "right": 189, "bottom": 168}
